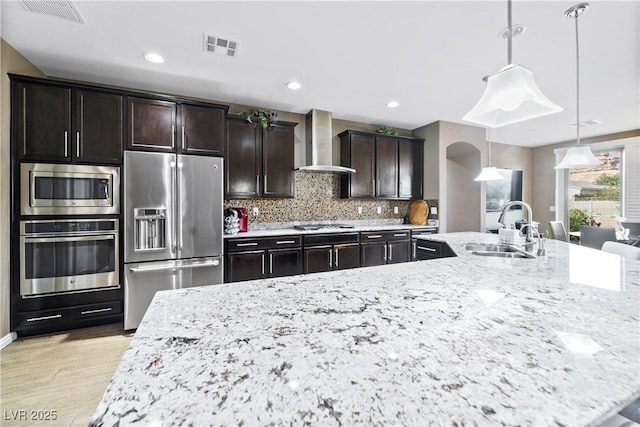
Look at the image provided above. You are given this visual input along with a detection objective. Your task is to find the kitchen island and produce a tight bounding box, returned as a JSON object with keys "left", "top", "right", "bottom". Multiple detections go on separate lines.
{"left": 91, "top": 232, "right": 640, "bottom": 426}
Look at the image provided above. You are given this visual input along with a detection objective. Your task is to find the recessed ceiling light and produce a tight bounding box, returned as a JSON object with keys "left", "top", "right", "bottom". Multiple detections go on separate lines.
{"left": 387, "top": 101, "right": 399, "bottom": 108}
{"left": 286, "top": 81, "right": 302, "bottom": 90}
{"left": 144, "top": 53, "right": 164, "bottom": 64}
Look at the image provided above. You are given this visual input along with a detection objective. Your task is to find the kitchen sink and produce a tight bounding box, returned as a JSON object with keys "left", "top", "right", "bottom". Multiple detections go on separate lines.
{"left": 463, "top": 243, "right": 535, "bottom": 259}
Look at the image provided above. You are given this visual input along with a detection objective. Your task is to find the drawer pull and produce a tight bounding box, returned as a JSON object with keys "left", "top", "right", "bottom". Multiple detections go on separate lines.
{"left": 276, "top": 240, "right": 296, "bottom": 245}
{"left": 81, "top": 308, "right": 113, "bottom": 315}
{"left": 27, "top": 314, "right": 62, "bottom": 322}
{"left": 417, "top": 246, "right": 437, "bottom": 252}
{"left": 393, "top": 233, "right": 408, "bottom": 237}
{"left": 236, "top": 242, "right": 258, "bottom": 247}
{"left": 367, "top": 235, "right": 382, "bottom": 239}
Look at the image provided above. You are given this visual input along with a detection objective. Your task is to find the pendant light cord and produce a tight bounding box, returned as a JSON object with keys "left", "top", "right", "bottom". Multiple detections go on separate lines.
{"left": 507, "top": 0, "right": 513, "bottom": 64}
{"left": 487, "top": 128, "right": 492, "bottom": 167}
{"left": 574, "top": 12, "right": 581, "bottom": 145}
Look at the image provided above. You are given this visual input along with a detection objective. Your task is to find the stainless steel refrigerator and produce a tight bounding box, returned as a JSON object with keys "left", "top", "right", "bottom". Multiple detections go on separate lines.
{"left": 123, "top": 151, "right": 223, "bottom": 330}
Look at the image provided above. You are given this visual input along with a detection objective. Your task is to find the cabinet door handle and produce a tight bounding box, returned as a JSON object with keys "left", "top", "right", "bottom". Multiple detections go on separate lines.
{"left": 171, "top": 125, "right": 175, "bottom": 148}
{"left": 367, "top": 235, "right": 382, "bottom": 239}
{"left": 182, "top": 126, "right": 186, "bottom": 150}
{"left": 334, "top": 248, "right": 339, "bottom": 268}
{"left": 383, "top": 244, "right": 387, "bottom": 262}
{"left": 412, "top": 241, "right": 417, "bottom": 260}
{"left": 27, "top": 314, "right": 62, "bottom": 322}
{"left": 261, "top": 253, "right": 265, "bottom": 276}
{"left": 276, "top": 240, "right": 296, "bottom": 245}
{"left": 236, "top": 242, "right": 258, "bottom": 247}
{"left": 329, "top": 248, "right": 333, "bottom": 269}
{"left": 76, "top": 131, "right": 80, "bottom": 157}
{"left": 269, "top": 253, "right": 273, "bottom": 275}
{"left": 394, "top": 233, "right": 407, "bottom": 237}
{"left": 64, "top": 131, "right": 68, "bottom": 157}
{"left": 81, "top": 307, "right": 113, "bottom": 315}
{"left": 22, "top": 87, "right": 27, "bottom": 155}
{"left": 418, "top": 246, "right": 437, "bottom": 252}
{"left": 256, "top": 175, "right": 260, "bottom": 193}
{"left": 389, "top": 244, "right": 393, "bottom": 262}
{"left": 264, "top": 175, "right": 267, "bottom": 192}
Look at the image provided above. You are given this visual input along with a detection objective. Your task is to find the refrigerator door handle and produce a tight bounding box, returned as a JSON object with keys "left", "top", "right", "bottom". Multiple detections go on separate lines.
{"left": 130, "top": 260, "right": 219, "bottom": 273}
{"left": 176, "top": 161, "right": 184, "bottom": 253}
{"left": 170, "top": 160, "right": 177, "bottom": 255}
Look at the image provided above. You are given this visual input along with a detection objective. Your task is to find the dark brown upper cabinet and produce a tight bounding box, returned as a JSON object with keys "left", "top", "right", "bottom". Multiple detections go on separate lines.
{"left": 127, "top": 97, "right": 176, "bottom": 152}
{"left": 340, "top": 132, "right": 375, "bottom": 198}
{"left": 398, "top": 138, "right": 424, "bottom": 199}
{"left": 224, "top": 115, "right": 297, "bottom": 198}
{"left": 128, "top": 98, "right": 227, "bottom": 156}
{"left": 180, "top": 104, "right": 225, "bottom": 156}
{"left": 13, "top": 78, "right": 123, "bottom": 164}
{"left": 339, "top": 130, "right": 424, "bottom": 200}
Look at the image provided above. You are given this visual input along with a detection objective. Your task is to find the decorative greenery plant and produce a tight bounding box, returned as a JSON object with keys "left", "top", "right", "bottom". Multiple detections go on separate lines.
{"left": 376, "top": 126, "right": 398, "bottom": 136}
{"left": 240, "top": 109, "right": 277, "bottom": 129}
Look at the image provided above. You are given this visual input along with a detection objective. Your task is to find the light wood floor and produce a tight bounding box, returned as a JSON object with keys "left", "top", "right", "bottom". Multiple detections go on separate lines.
{"left": 0, "top": 324, "right": 132, "bottom": 427}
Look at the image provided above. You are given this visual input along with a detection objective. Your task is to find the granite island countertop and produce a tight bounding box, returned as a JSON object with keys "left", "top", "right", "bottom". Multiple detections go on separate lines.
{"left": 91, "top": 232, "right": 640, "bottom": 426}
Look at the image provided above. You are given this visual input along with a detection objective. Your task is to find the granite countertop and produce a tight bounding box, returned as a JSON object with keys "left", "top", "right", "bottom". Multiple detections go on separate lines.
{"left": 224, "top": 223, "right": 437, "bottom": 239}
{"left": 91, "top": 232, "right": 640, "bottom": 426}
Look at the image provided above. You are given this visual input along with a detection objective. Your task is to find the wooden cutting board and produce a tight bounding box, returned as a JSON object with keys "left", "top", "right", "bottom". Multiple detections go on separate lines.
{"left": 408, "top": 200, "right": 429, "bottom": 225}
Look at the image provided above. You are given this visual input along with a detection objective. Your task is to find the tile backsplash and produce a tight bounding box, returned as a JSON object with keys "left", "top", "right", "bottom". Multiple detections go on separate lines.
{"left": 224, "top": 172, "right": 438, "bottom": 226}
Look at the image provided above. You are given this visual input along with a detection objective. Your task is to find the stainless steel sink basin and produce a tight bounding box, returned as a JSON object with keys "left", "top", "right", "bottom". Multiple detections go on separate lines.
{"left": 463, "top": 243, "right": 535, "bottom": 259}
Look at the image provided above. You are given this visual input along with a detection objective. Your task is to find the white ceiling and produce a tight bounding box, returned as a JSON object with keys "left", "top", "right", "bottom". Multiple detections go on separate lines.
{"left": 1, "top": 1, "right": 638, "bottom": 147}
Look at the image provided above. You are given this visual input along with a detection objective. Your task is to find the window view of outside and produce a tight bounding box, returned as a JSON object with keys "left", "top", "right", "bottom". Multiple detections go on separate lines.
{"left": 568, "top": 151, "right": 621, "bottom": 235}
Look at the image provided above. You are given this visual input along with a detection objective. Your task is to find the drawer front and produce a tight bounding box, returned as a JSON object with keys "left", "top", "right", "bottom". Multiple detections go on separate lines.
{"left": 411, "top": 228, "right": 438, "bottom": 237}
{"left": 226, "top": 235, "right": 301, "bottom": 251}
{"left": 361, "top": 231, "right": 387, "bottom": 242}
{"left": 16, "top": 300, "right": 122, "bottom": 330}
{"left": 415, "top": 240, "right": 443, "bottom": 259}
{"left": 304, "top": 232, "right": 359, "bottom": 246}
{"left": 385, "top": 230, "right": 410, "bottom": 241}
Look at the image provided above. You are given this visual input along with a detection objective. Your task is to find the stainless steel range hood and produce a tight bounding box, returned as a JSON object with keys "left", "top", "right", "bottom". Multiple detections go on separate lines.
{"left": 296, "top": 109, "right": 355, "bottom": 174}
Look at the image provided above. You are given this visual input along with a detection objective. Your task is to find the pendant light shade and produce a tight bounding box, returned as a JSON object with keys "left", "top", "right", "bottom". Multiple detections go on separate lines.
{"left": 463, "top": 64, "right": 563, "bottom": 128}
{"left": 475, "top": 166, "right": 505, "bottom": 181}
{"left": 475, "top": 128, "right": 505, "bottom": 181}
{"left": 555, "top": 145, "right": 601, "bottom": 169}
{"left": 463, "top": 0, "right": 562, "bottom": 128}
{"left": 555, "top": 3, "right": 601, "bottom": 169}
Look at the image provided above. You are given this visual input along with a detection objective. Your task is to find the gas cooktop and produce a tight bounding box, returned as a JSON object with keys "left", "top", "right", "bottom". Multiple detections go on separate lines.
{"left": 293, "top": 223, "right": 355, "bottom": 231}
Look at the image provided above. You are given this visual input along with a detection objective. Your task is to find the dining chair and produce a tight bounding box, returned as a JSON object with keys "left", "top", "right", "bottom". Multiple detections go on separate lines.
{"left": 579, "top": 225, "right": 616, "bottom": 250}
{"left": 548, "top": 221, "right": 568, "bottom": 242}
{"left": 621, "top": 221, "right": 640, "bottom": 236}
{"left": 602, "top": 241, "right": 640, "bottom": 260}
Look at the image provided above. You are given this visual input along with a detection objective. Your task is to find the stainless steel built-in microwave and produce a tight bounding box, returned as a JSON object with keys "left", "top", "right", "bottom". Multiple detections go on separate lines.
{"left": 21, "top": 163, "right": 120, "bottom": 216}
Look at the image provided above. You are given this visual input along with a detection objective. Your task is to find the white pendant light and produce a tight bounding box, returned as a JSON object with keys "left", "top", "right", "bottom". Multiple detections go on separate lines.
{"left": 463, "top": 0, "right": 562, "bottom": 128}
{"left": 475, "top": 129, "right": 505, "bottom": 181}
{"left": 555, "top": 3, "right": 600, "bottom": 169}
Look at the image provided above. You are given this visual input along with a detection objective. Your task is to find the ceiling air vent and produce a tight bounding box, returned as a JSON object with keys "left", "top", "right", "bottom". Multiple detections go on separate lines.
{"left": 20, "top": 0, "right": 85, "bottom": 24}
{"left": 203, "top": 33, "right": 239, "bottom": 58}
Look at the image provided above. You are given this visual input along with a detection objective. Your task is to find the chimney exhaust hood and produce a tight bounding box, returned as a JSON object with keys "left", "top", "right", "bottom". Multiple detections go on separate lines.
{"left": 296, "top": 109, "right": 355, "bottom": 174}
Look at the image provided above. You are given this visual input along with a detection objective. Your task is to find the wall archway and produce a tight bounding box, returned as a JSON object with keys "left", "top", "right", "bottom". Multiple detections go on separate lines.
{"left": 446, "top": 141, "right": 482, "bottom": 232}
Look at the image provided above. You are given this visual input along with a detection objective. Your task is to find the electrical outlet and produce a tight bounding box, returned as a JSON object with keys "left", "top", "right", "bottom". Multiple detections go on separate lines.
{"left": 549, "top": 206, "right": 556, "bottom": 212}
{"left": 393, "top": 206, "right": 399, "bottom": 214}
{"left": 430, "top": 207, "right": 438, "bottom": 215}
{"left": 252, "top": 207, "right": 259, "bottom": 216}
{"left": 376, "top": 206, "right": 382, "bottom": 215}
{"left": 357, "top": 206, "right": 362, "bottom": 215}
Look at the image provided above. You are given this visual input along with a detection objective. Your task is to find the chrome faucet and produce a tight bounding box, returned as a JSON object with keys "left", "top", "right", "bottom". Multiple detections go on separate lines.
{"left": 498, "top": 201, "right": 535, "bottom": 250}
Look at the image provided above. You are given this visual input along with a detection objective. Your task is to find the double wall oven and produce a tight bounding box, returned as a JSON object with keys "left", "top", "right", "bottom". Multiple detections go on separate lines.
{"left": 18, "top": 163, "right": 120, "bottom": 299}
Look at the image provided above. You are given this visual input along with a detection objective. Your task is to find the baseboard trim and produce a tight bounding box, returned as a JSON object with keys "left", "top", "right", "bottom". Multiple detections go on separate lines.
{"left": 0, "top": 332, "right": 17, "bottom": 350}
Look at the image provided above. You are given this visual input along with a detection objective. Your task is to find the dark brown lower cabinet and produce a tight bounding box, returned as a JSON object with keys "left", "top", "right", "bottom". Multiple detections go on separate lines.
{"left": 360, "top": 230, "right": 411, "bottom": 267}
{"left": 225, "top": 236, "right": 303, "bottom": 283}
{"left": 268, "top": 248, "right": 303, "bottom": 278}
{"left": 304, "top": 243, "right": 360, "bottom": 274}
{"left": 334, "top": 244, "right": 360, "bottom": 270}
{"left": 226, "top": 250, "right": 266, "bottom": 282}
{"left": 388, "top": 240, "right": 411, "bottom": 264}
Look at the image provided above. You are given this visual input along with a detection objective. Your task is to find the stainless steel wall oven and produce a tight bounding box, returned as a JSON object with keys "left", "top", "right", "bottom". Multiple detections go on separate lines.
{"left": 21, "top": 163, "right": 120, "bottom": 216}
{"left": 19, "top": 219, "right": 120, "bottom": 297}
